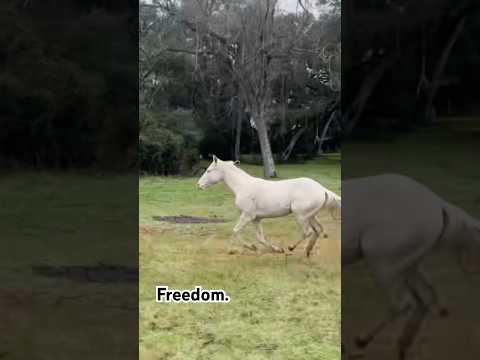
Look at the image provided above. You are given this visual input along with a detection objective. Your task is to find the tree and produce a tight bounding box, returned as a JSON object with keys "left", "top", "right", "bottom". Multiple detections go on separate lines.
{"left": 140, "top": 0, "right": 341, "bottom": 175}
{"left": 150, "top": 0, "right": 340, "bottom": 176}
{"left": 341, "top": 0, "right": 475, "bottom": 135}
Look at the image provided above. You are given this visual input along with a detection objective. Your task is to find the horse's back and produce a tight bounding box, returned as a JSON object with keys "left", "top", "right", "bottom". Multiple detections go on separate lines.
{"left": 342, "top": 174, "right": 446, "bottom": 267}
{"left": 257, "top": 177, "right": 325, "bottom": 194}
{"left": 281, "top": 177, "right": 332, "bottom": 193}
{"left": 344, "top": 174, "right": 444, "bottom": 227}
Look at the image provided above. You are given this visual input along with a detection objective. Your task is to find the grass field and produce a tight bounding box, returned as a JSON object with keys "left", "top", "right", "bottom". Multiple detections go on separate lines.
{"left": 0, "top": 172, "right": 138, "bottom": 359}
{"left": 139, "top": 156, "right": 341, "bottom": 360}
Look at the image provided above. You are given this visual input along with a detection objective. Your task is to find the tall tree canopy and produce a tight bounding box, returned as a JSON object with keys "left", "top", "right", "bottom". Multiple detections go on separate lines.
{"left": 342, "top": 0, "right": 480, "bottom": 136}
{"left": 139, "top": 0, "right": 340, "bottom": 176}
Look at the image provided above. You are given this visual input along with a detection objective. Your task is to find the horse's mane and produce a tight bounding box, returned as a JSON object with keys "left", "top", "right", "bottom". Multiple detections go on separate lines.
{"left": 222, "top": 162, "right": 255, "bottom": 180}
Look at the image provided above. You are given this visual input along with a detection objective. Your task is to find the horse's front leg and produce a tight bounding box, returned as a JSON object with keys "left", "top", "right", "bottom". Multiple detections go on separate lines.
{"left": 228, "top": 212, "right": 257, "bottom": 254}
{"left": 252, "top": 220, "right": 284, "bottom": 253}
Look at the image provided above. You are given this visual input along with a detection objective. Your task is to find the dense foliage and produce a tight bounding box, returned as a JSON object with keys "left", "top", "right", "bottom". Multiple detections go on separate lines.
{"left": 342, "top": 0, "right": 480, "bottom": 136}
{"left": 140, "top": 0, "right": 341, "bottom": 175}
{"left": 1, "top": 1, "right": 137, "bottom": 170}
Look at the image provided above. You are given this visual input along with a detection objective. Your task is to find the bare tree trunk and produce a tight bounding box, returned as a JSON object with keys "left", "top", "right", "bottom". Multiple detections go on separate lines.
{"left": 255, "top": 111, "right": 277, "bottom": 178}
{"left": 280, "top": 75, "right": 287, "bottom": 137}
{"left": 423, "top": 16, "right": 465, "bottom": 123}
{"left": 317, "top": 110, "right": 337, "bottom": 155}
{"left": 344, "top": 51, "right": 398, "bottom": 135}
{"left": 234, "top": 96, "right": 243, "bottom": 161}
{"left": 281, "top": 127, "right": 307, "bottom": 161}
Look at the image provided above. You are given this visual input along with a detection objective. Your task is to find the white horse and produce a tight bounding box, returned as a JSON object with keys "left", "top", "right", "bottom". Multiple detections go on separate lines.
{"left": 342, "top": 174, "right": 480, "bottom": 359}
{"left": 197, "top": 155, "right": 341, "bottom": 256}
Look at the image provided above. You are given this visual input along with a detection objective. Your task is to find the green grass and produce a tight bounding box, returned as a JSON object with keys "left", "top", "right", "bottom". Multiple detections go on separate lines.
{"left": 343, "top": 118, "right": 480, "bottom": 214}
{"left": 0, "top": 172, "right": 138, "bottom": 359}
{"left": 140, "top": 156, "right": 341, "bottom": 360}
{"left": 0, "top": 171, "right": 138, "bottom": 267}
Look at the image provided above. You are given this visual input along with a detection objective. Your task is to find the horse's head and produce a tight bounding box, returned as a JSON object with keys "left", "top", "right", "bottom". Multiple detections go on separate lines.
{"left": 197, "top": 155, "right": 225, "bottom": 190}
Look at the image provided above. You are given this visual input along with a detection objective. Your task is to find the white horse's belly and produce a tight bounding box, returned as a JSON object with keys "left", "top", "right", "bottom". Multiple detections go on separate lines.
{"left": 255, "top": 198, "right": 292, "bottom": 218}
{"left": 256, "top": 207, "right": 291, "bottom": 219}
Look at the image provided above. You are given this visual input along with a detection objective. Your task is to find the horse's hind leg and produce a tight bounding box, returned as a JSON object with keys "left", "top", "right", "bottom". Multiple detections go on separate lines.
{"left": 397, "top": 271, "right": 430, "bottom": 360}
{"left": 253, "top": 220, "right": 284, "bottom": 253}
{"left": 310, "top": 216, "right": 328, "bottom": 238}
{"left": 288, "top": 216, "right": 314, "bottom": 252}
{"left": 354, "top": 267, "right": 413, "bottom": 349}
{"left": 394, "top": 268, "right": 443, "bottom": 359}
{"left": 354, "top": 267, "right": 429, "bottom": 360}
{"left": 305, "top": 214, "right": 327, "bottom": 257}
{"left": 409, "top": 267, "right": 448, "bottom": 317}
{"left": 305, "top": 230, "right": 319, "bottom": 257}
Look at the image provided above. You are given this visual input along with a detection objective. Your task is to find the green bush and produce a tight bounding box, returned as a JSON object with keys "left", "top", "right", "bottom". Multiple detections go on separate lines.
{"left": 139, "top": 111, "right": 200, "bottom": 175}
{"left": 139, "top": 128, "right": 180, "bottom": 175}
{"left": 0, "top": 5, "right": 137, "bottom": 170}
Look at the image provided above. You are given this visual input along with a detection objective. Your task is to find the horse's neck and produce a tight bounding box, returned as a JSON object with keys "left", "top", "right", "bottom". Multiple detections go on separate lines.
{"left": 222, "top": 167, "right": 255, "bottom": 196}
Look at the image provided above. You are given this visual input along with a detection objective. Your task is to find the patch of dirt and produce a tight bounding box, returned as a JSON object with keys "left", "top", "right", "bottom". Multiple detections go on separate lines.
{"left": 140, "top": 225, "right": 157, "bottom": 238}
{"left": 152, "top": 215, "right": 228, "bottom": 224}
{"left": 32, "top": 263, "right": 138, "bottom": 283}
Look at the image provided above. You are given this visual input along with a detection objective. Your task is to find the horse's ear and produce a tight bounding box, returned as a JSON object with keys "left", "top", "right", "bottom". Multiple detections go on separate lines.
{"left": 234, "top": 160, "right": 240, "bottom": 166}
{"left": 208, "top": 154, "right": 218, "bottom": 163}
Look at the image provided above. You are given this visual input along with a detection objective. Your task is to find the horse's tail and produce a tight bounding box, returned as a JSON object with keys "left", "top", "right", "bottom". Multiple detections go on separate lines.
{"left": 329, "top": 192, "right": 341, "bottom": 220}
{"left": 441, "top": 200, "right": 480, "bottom": 274}
{"left": 312, "top": 191, "right": 341, "bottom": 221}
{"left": 332, "top": 193, "right": 341, "bottom": 208}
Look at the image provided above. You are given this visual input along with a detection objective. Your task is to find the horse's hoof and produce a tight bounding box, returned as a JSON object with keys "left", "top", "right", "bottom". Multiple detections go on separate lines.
{"left": 287, "top": 245, "right": 295, "bottom": 252}
{"left": 355, "top": 337, "right": 369, "bottom": 349}
{"left": 243, "top": 244, "right": 257, "bottom": 251}
{"left": 323, "top": 233, "right": 329, "bottom": 238}
{"left": 227, "top": 249, "right": 238, "bottom": 255}
{"left": 272, "top": 245, "right": 285, "bottom": 254}
{"left": 438, "top": 307, "right": 449, "bottom": 318}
